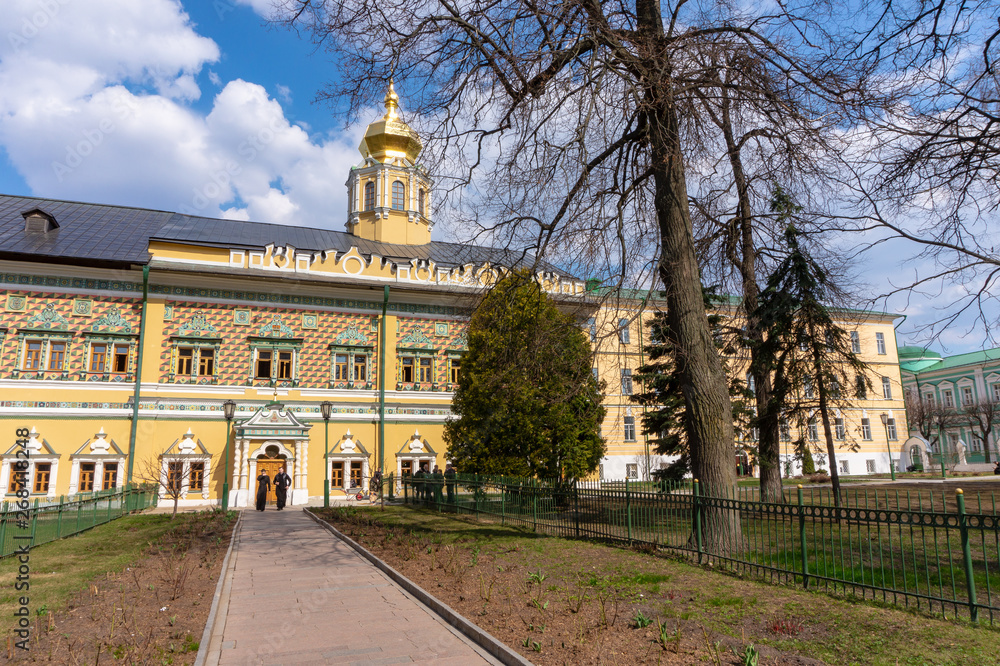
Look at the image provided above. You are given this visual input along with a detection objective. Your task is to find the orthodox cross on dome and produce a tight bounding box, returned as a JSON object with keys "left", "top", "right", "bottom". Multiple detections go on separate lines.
{"left": 384, "top": 78, "right": 400, "bottom": 121}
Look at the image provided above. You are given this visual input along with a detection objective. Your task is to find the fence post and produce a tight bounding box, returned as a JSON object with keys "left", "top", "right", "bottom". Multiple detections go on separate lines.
{"left": 0, "top": 511, "right": 7, "bottom": 557}
{"left": 30, "top": 498, "right": 40, "bottom": 547}
{"left": 956, "top": 489, "right": 979, "bottom": 622}
{"left": 388, "top": 473, "right": 395, "bottom": 501}
{"left": 626, "top": 477, "right": 633, "bottom": 543}
{"left": 92, "top": 494, "right": 98, "bottom": 528}
{"left": 693, "top": 479, "right": 703, "bottom": 564}
{"left": 532, "top": 478, "right": 538, "bottom": 532}
{"left": 574, "top": 480, "right": 580, "bottom": 539}
{"left": 797, "top": 485, "right": 809, "bottom": 589}
{"left": 500, "top": 480, "right": 506, "bottom": 526}
{"left": 57, "top": 496, "right": 63, "bottom": 539}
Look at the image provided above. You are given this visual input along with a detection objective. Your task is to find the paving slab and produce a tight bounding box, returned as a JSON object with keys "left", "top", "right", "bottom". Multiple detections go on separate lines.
{"left": 200, "top": 508, "right": 499, "bottom": 666}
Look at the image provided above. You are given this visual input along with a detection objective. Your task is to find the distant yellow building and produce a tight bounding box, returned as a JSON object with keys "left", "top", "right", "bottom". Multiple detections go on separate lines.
{"left": 0, "top": 85, "right": 909, "bottom": 507}
{"left": 591, "top": 293, "right": 909, "bottom": 479}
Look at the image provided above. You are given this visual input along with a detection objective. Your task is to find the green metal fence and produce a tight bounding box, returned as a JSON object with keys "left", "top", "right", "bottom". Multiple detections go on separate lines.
{"left": 401, "top": 474, "right": 1000, "bottom": 624}
{"left": 0, "top": 484, "right": 158, "bottom": 558}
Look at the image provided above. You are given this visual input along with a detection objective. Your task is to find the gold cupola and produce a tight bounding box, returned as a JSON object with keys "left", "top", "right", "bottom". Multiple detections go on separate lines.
{"left": 346, "top": 80, "right": 433, "bottom": 245}
{"left": 358, "top": 80, "right": 423, "bottom": 164}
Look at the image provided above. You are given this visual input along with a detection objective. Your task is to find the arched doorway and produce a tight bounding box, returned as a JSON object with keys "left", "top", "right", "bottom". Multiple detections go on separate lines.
{"left": 230, "top": 403, "right": 312, "bottom": 508}
{"left": 251, "top": 443, "right": 289, "bottom": 505}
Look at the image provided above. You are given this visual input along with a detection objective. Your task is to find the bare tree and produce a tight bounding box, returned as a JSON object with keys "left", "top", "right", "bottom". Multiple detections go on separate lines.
{"left": 965, "top": 396, "right": 1000, "bottom": 464}
{"left": 136, "top": 456, "right": 185, "bottom": 519}
{"left": 272, "top": 0, "right": 878, "bottom": 548}
{"left": 904, "top": 390, "right": 960, "bottom": 468}
{"left": 843, "top": 2, "right": 1000, "bottom": 344}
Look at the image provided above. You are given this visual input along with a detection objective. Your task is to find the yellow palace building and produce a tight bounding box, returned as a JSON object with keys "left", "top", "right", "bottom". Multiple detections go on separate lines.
{"left": 0, "top": 85, "right": 909, "bottom": 507}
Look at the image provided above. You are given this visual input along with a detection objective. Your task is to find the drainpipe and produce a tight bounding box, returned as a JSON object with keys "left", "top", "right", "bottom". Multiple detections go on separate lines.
{"left": 379, "top": 286, "right": 389, "bottom": 486}
{"left": 126, "top": 265, "right": 149, "bottom": 483}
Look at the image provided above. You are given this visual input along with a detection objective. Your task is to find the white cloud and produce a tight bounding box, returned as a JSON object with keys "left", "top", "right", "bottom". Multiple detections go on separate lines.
{"left": 0, "top": 0, "right": 367, "bottom": 229}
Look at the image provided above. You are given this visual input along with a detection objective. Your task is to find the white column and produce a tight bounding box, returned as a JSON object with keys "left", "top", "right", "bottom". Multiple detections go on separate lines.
{"left": 342, "top": 461, "right": 350, "bottom": 489}
{"left": 202, "top": 457, "right": 211, "bottom": 500}
{"left": 69, "top": 460, "right": 80, "bottom": 495}
{"left": 48, "top": 460, "right": 59, "bottom": 498}
{"left": 94, "top": 461, "right": 104, "bottom": 491}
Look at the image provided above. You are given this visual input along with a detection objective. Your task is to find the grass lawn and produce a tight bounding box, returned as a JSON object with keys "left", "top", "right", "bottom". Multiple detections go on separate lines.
{"left": 0, "top": 513, "right": 181, "bottom": 635}
{"left": 322, "top": 505, "right": 1000, "bottom": 665}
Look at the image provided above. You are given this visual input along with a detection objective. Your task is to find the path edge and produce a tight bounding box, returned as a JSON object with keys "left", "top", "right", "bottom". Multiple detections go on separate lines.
{"left": 194, "top": 510, "right": 243, "bottom": 666}
{"left": 303, "top": 508, "right": 534, "bottom": 666}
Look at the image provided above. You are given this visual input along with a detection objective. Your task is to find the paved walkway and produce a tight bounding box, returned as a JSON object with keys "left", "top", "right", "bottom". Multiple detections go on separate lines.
{"left": 202, "top": 508, "right": 498, "bottom": 665}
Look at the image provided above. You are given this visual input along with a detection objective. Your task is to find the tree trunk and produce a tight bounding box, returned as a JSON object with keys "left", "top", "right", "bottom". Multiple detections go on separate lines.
{"left": 813, "top": 356, "right": 842, "bottom": 508}
{"left": 717, "top": 90, "right": 783, "bottom": 503}
{"left": 649, "top": 99, "right": 741, "bottom": 550}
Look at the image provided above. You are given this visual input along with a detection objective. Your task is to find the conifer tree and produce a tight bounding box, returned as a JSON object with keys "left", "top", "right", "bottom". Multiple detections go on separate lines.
{"left": 444, "top": 271, "right": 605, "bottom": 483}
{"left": 752, "top": 188, "right": 872, "bottom": 506}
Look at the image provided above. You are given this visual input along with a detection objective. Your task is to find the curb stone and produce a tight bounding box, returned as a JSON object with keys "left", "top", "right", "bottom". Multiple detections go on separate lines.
{"left": 303, "top": 508, "right": 534, "bottom": 666}
{"left": 193, "top": 510, "right": 243, "bottom": 666}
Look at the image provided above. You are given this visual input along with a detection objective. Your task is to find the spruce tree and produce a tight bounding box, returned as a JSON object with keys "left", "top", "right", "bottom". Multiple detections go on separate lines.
{"left": 444, "top": 271, "right": 605, "bottom": 484}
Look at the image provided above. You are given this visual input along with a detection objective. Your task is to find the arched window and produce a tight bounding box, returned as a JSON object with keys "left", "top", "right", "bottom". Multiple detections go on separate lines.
{"left": 391, "top": 181, "right": 405, "bottom": 210}
{"left": 418, "top": 188, "right": 425, "bottom": 216}
{"left": 364, "top": 181, "right": 375, "bottom": 211}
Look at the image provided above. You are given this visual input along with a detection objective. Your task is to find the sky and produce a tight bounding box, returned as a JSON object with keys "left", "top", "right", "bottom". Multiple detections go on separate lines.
{"left": 0, "top": 0, "right": 994, "bottom": 356}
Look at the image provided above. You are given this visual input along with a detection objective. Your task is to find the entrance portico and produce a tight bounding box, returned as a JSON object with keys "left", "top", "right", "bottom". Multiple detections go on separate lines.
{"left": 230, "top": 402, "right": 312, "bottom": 508}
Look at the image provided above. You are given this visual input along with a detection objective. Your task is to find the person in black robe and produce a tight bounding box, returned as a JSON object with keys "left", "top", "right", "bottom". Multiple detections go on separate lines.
{"left": 274, "top": 466, "right": 292, "bottom": 510}
{"left": 255, "top": 470, "right": 271, "bottom": 511}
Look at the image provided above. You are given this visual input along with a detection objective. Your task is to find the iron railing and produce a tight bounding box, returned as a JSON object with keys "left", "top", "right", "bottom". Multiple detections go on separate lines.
{"left": 0, "top": 484, "right": 158, "bottom": 558}
{"left": 401, "top": 474, "right": 1000, "bottom": 624}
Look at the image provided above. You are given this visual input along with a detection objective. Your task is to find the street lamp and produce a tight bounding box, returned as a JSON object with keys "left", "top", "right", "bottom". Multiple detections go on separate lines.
{"left": 222, "top": 400, "right": 236, "bottom": 511}
{"left": 321, "top": 401, "right": 332, "bottom": 508}
{"left": 879, "top": 413, "right": 896, "bottom": 481}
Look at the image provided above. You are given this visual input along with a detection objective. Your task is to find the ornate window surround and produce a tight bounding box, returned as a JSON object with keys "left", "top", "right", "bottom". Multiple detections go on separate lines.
{"left": 329, "top": 325, "right": 375, "bottom": 389}
{"left": 396, "top": 326, "right": 440, "bottom": 391}
{"left": 0, "top": 428, "right": 59, "bottom": 499}
{"left": 158, "top": 430, "right": 212, "bottom": 501}
{"left": 68, "top": 429, "right": 126, "bottom": 496}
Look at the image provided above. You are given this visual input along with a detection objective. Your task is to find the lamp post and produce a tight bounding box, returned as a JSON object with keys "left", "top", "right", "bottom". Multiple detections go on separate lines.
{"left": 879, "top": 413, "right": 896, "bottom": 481}
{"left": 222, "top": 400, "right": 236, "bottom": 511}
{"left": 321, "top": 401, "right": 332, "bottom": 508}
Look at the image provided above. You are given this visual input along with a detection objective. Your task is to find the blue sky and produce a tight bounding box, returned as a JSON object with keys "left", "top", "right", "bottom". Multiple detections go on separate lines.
{"left": 0, "top": 0, "right": 994, "bottom": 355}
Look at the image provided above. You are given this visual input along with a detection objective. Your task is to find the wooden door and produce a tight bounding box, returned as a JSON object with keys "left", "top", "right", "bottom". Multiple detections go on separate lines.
{"left": 256, "top": 459, "right": 286, "bottom": 505}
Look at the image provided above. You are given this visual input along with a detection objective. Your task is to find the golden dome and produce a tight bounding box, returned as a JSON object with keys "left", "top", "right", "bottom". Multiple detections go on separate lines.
{"left": 358, "top": 80, "right": 423, "bottom": 163}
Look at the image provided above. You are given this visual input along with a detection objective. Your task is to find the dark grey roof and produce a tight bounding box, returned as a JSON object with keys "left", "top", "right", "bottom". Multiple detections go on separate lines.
{"left": 0, "top": 194, "right": 170, "bottom": 266}
{"left": 0, "top": 194, "right": 565, "bottom": 274}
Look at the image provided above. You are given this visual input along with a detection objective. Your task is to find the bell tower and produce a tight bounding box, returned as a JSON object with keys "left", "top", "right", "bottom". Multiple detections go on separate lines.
{"left": 346, "top": 81, "right": 433, "bottom": 245}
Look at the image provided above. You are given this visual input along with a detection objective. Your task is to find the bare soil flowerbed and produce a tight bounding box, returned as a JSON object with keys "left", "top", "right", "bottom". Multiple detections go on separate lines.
{"left": 313, "top": 505, "right": 1000, "bottom": 666}
{"left": 4, "top": 510, "right": 236, "bottom": 664}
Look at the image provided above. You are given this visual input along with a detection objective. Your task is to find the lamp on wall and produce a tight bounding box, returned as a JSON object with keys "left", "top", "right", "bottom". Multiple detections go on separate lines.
{"left": 222, "top": 400, "right": 237, "bottom": 511}
{"left": 879, "top": 412, "right": 896, "bottom": 481}
{"left": 321, "top": 401, "right": 333, "bottom": 508}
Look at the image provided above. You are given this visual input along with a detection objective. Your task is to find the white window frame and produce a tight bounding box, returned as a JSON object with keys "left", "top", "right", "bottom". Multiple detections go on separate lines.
{"left": 882, "top": 376, "right": 892, "bottom": 400}
{"left": 623, "top": 416, "right": 636, "bottom": 441}
{"left": 875, "top": 332, "right": 886, "bottom": 355}
{"left": 850, "top": 331, "right": 861, "bottom": 354}
{"left": 961, "top": 386, "right": 974, "bottom": 407}
{"left": 861, "top": 418, "right": 872, "bottom": 440}
{"left": 886, "top": 418, "right": 898, "bottom": 440}
{"left": 942, "top": 389, "right": 954, "bottom": 408}
{"left": 621, "top": 368, "right": 633, "bottom": 395}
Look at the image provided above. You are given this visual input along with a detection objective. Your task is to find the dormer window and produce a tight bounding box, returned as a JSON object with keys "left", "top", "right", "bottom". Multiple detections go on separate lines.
{"left": 22, "top": 208, "right": 59, "bottom": 234}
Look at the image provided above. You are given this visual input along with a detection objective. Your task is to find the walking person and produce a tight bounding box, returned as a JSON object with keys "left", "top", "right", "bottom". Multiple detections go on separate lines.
{"left": 255, "top": 469, "right": 271, "bottom": 511}
{"left": 371, "top": 468, "right": 383, "bottom": 503}
{"left": 413, "top": 464, "right": 426, "bottom": 504}
{"left": 274, "top": 465, "right": 292, "bottom": 510}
